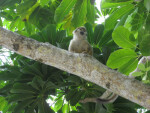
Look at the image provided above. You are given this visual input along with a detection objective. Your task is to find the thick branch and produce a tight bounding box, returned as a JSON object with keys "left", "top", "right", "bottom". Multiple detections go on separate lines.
{"left": 0, "top": 27, "right": 150, "bottom": 109}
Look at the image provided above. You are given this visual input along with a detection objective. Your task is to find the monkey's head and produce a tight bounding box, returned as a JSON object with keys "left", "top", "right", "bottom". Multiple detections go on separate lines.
{"left": 73, "top": 26, "right": 87, "bottom": 39}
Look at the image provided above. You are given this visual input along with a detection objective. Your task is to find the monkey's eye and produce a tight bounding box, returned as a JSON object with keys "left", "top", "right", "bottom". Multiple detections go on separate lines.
{"left": 80, "top": 28, "right": 86, "bottom": 32}
{"left": 80, "top": 31, "right": 84, "bottom": 35}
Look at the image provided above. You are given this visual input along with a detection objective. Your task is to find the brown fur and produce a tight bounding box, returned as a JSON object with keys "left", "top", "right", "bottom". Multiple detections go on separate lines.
{"left": 68, "top": 27, "right": 93, "bottom": 56}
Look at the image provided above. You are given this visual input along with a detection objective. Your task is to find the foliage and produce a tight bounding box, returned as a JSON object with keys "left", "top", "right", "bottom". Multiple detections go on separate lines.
{"left": 0, "top": 0, "right": 150, "bottom": 112}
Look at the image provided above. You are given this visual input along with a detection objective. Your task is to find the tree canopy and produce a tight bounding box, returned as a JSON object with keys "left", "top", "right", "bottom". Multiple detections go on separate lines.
{"left": 0, "top": 0, "right": 150, "bottom": 113}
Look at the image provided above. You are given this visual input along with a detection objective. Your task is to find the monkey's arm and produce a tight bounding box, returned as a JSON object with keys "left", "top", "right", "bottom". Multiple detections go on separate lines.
{"left": 68, "top": 40, "right": 75, "bottom": 52}
{"left": 82, "top": 41, "right": 93, "bottom": 56}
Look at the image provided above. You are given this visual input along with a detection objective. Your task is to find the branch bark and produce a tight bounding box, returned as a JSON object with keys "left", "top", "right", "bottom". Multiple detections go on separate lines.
{"left": 0, "top": 27, "right": 150, "bottom": 109}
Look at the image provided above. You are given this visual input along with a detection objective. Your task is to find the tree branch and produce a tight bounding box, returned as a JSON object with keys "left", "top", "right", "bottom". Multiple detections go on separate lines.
{"left": 0, "top": 27, "right": 150, "bottom": 109}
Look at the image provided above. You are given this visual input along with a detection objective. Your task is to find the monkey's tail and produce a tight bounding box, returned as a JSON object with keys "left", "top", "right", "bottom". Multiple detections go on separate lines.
{"left": 96, "top": 93, "right": 118, "bottom": 104}
{"left": 79, "top": 90, "right": 118, "bottom": 104}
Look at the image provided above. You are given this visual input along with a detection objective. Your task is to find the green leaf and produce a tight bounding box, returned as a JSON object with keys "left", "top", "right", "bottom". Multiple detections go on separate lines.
{"left": 138, "top": 64, "right": 146, "bottom": 71}
{"left": 54, "top": 97, "right": 63, "bottom": 112}
{"left": 42, "top": 24, "right": 56, "bottom": 44}
{"left": 131, "top": 12, "right": 146, "bottom": 31}
{"left": 54, "top": 0, "right": 77, "bottom": 23}
{"left": 17, "top": 0, "right": 38, "bottom": 21}
{"left": 29, "top": 80, "right": 40, "bottom": 90}
{"left": 115, "top": 12, "right": 130, "bottom": 29}
{"left": 0, "top": 18, "right": 3, "bottom": 27}
{"left": 118, "top": 58, "right": 138, "bottom": 75}
{"left": 1, "top": 65, "right": 21, "bottom": 75}
{"left": 71, "top": 0, "right": 87, "bottom": 28}
{"left": 39, "top": 0, "right": 50, "bottom": 7}
{"left": 146, "top": 66, "right": 150, "bottom": 71}
{"left": 144, "top": 0, "right": 150, "bottom": 11}
{"left": 7, "top": 103, "right": 16, "bottom": 112}
{"left": 33, "top": 77, "right": 45, "bottom": 88}
{"left": 8, "top": 94, "right": 34, "bottom": 103}
{"left": 145, "top": 14, "right": 150, "bottom": 30}
{"left": 17, "top": 17, "right": 25, "bottom": 31}
{"left": 137, "top": 28, "right": 147, "bottom": 44}
{"left": 107, "top": 49, "right": 137, "bottom": 69}
{"left": 87, "top": 0, "right": 95, "bottom": 24}
{"left": 70, "top": 91, "right": 83, "bottom": 106}
{"left": 84, "top": 23, "right": 94, "bottom": 43}
{"left": 105, "top": 4, "right": 134, "bottom": 30}
{"left": 21, "top": 62, "right": 43, "bottom": 77}
{"left": 0, "top": 97, "right": 8, "bottom": 111}
{"left": 94, "top": 24, "right": 104, "bottom": 44}
{"left": 99, "top": 30, "right": 113, "bottom": 47}
{"left": 25, "top": 22, "right": 34, "bottom": 35}
{"left": 12, "top": 83, "right": 37, "bottom": 94}
{"left": 38, "top": 100, "right": 54, "bottom": 113}
{"left": 71, "top": 111, "right": 78, "bottom": 113}
{"left": 66, "top": 89, "right": 77, "bottom": 101}
{"left": 31, "top": 33, "right": 44, "bottom": 42}
{"left": 0, "top": 11, "right": 13, "bottom": 21}
{"left": 95, "top": 104, "right": 107, "bottom": 113}
{"left": 41, "top": 64, "right": 48, "bottom": 75}
{"left": 101, "top": 1, "right": 133, "bottom": 9}
{"left": 46, "top": 81, "right": 58, "bottom": 89}
{"left": 13, "top": 99, "right": 33, "bottom": 113}
{"left": 0, "top": 84, "right": 13, "bottom": 95}
{"left": 25, "top": 101, "right": 38, "bottom": 113}
{"left": 112, "top": 26, "right": 136, "bottom": 49}
{"left": 132, "top": 72, "right": 144, "bottom": 77}
{"left": 0, "top": 72, "right": 19, "bottom": 81}
{"left": 67, "top": 76, "right": 82, "bottom": 84}
{"left": 29, "top": 7, "right": 54, "bottom": 29}
{"left": 104, "top": 0, "right": 133, "bottom": 3}
{"left": 10, "top": 88, "right": 35, "bottom": 94}
{"left": 56, "top": 30, "right": 66, "bottom": 43}
{"left": 10, "top": 17, "right": 20, "bottom": 31}
{"left": 140, "top": 35, "right": 150, "bottom": 56}
{"left": 0, "top": 0, "right": 21, "bottom": 8}
{"left": 62, "top": 104, "right": 69, "bottom": 113}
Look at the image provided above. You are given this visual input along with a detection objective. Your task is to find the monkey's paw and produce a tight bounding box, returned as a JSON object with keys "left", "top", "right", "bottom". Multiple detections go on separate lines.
{"left": 80, "top": 53, "right": 90, "bottom": 57}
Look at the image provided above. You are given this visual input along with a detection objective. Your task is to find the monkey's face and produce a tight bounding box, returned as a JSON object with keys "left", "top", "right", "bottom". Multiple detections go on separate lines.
{"left": 73, "top": 27, "right": 87, "bottom": 39}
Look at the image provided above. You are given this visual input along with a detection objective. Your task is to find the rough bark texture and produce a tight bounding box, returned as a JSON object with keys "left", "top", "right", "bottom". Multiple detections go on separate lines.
{"left": 0, "top": 27, "right": 150, "bottom": 109}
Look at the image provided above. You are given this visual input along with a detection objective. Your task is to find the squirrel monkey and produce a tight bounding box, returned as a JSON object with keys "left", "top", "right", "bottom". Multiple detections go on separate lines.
{"left": 68, "top": 26, "right": 118, "bottom": 103}
{"left": 68, "top": 26, "right": 93, "bottom": 55}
